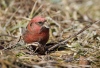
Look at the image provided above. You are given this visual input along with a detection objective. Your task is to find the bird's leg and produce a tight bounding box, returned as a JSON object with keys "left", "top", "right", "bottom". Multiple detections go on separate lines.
{"left": 34, "top": 46, "right": 39, "bottom": 53}
{"left": 32, "top": 42, "right": 40, "bottom": 53}
{"left": 27, "top": 42, "right": 40, "bottom": 53}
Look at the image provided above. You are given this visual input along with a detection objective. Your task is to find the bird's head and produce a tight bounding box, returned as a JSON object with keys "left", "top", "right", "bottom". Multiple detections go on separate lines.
{"left": 27, "top": 16, "right": 49, "bottom": 33}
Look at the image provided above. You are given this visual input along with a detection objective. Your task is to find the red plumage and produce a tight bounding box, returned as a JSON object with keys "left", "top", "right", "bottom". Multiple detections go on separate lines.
{"left": 23, "top": 16, "right": 49, "bottom": 45}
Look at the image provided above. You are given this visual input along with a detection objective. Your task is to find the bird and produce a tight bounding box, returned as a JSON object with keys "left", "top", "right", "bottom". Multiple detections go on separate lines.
{"left": 23, "top": 16, "right": 49, "bottom": 54}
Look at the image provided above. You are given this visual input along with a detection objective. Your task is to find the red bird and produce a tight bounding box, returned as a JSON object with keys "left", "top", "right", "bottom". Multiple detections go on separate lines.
{"left": 23, "top": 16, "right": 49, "bottom": 45}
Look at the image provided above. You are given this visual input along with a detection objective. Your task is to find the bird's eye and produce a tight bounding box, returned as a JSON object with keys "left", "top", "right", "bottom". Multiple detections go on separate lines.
{"left": 38, "top": 22, "right": 43, "bottom": 25}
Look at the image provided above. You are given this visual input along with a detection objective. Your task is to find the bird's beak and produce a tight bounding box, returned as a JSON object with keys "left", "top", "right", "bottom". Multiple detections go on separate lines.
{"left": 43, "top": 21, "right": 50, "bottom": 28}
{"left": 39, "top": 22, "right": 49, "bottom": 33}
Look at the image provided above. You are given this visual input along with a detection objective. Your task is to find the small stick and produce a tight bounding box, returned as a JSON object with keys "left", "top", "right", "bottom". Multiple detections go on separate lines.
{"left": 4, "top": 7, "right": 20, "bottom": 29}
{"left": 0, "top": 34, "right": 17, "bottom": 39}
{"left": 29, "top": 1, "right": 38, "bottom": 18}
{"left": 48, "top": 20, "right": 100, "bottom": 51}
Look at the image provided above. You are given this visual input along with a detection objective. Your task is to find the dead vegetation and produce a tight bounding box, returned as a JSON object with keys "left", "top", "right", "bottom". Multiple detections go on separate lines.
{"left": 0, "top": 0, "right": 100, "bottom": 68}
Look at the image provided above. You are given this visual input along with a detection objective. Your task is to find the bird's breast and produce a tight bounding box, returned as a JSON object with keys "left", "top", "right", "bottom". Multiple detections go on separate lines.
{"left": 23, "top": 29, "right": 49, "bottom": 45}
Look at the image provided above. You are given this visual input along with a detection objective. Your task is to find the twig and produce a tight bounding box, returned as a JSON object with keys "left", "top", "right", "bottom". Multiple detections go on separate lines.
{"left": 0, "top": 34, "right": 17, "bottom": 39}
{"left": 33, "top": 3, "right": 43, "bottom": 16}
{"left": 4, "top": 6, "right": 20, "bottom": 29}
{"left": 48, "top": 20, "right": 100, "bottom": 51}
{"left": 29, "top": 1, "right": 38, "bottom": 18}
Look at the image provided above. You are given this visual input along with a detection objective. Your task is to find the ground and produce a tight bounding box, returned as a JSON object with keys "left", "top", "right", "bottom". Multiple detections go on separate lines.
{"left": 0, "top": 0, "right": 100, "bottom": 68}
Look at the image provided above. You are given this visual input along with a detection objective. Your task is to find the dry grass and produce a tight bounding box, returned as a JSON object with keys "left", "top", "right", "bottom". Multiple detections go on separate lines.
{"left": 0, "top": 0, "right": 100, "bottom": 68}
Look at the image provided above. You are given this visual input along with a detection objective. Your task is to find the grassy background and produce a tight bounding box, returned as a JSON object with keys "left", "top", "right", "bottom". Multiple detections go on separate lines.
{"left": 0, "top": 0, "right": 100, "bottom": 68}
